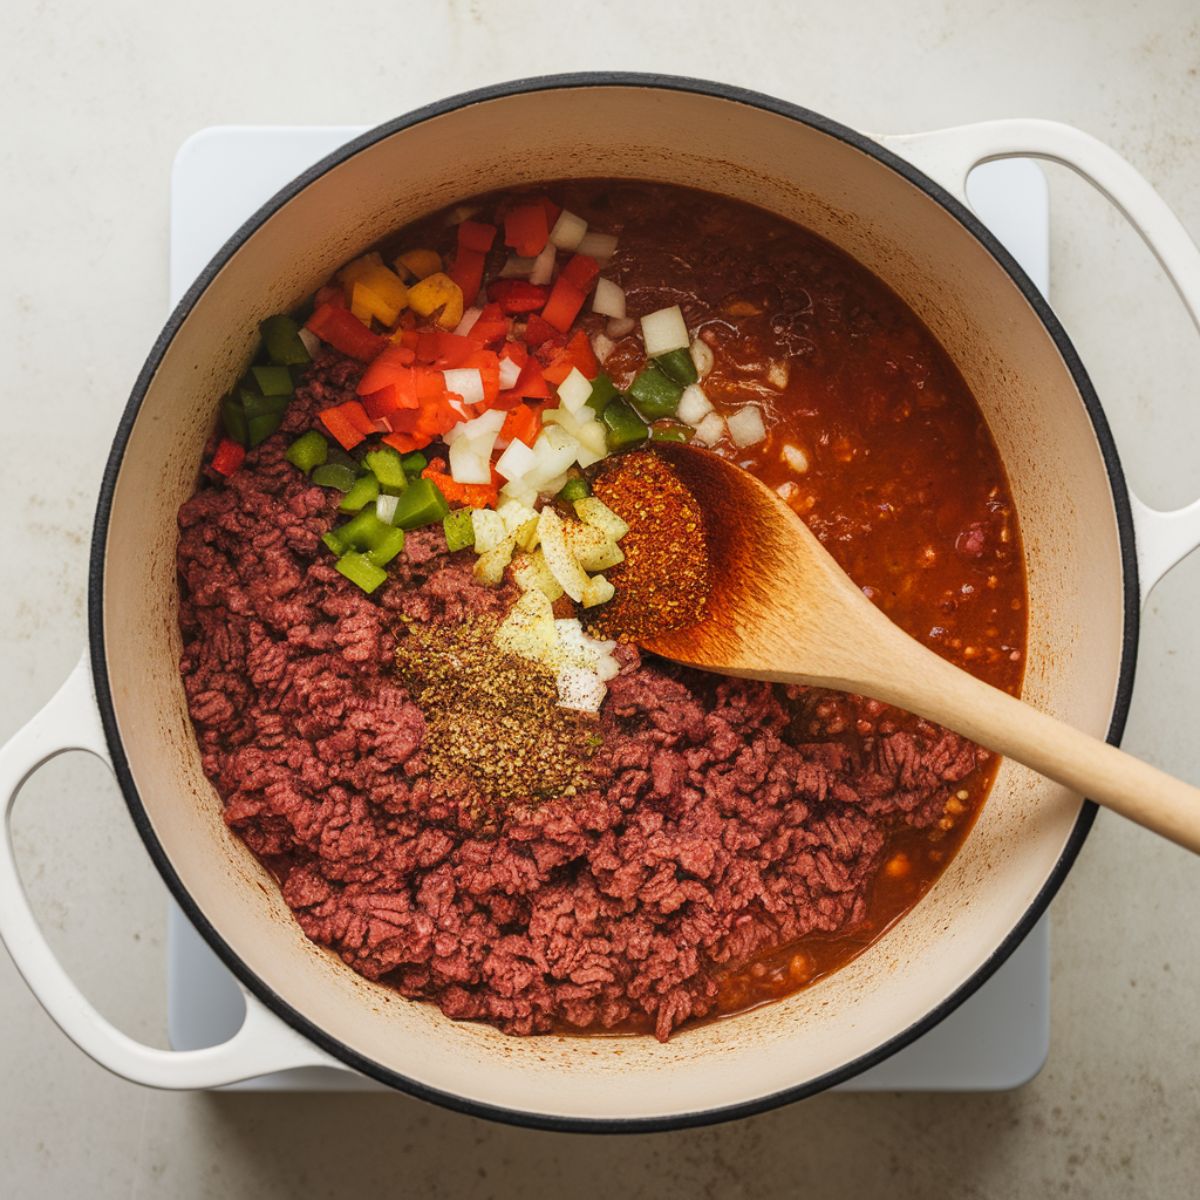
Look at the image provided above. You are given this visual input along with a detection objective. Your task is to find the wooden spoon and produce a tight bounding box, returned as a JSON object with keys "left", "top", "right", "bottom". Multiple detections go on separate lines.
{"left": 642, "top": 442, "right": 1200, "bottom": 854}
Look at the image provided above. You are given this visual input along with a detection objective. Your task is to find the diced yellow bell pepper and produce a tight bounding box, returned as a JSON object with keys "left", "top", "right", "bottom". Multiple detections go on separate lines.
{"left": 407, "top": 272, "right": 464, "bottom": 330}
{"left": 351, "top": 280, "right": 401, "bottom": 328}
{"left": 394, "top": 248, "right": 442, "bottom": 281}
{"left": 339, "top": 252, "right": 384, "bottom": 286}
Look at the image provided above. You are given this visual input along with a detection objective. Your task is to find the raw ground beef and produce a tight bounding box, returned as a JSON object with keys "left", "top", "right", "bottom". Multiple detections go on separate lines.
{"left": 177, "top": 354, "right": 988, "bottom": 1041}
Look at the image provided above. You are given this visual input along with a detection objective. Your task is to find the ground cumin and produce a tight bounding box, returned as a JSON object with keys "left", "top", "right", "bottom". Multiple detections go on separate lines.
{"left": 587, "top": 451, "right": 712, "bottom": 642}
{"left": 393, "top": 614, "right": 590, "bottom": 812}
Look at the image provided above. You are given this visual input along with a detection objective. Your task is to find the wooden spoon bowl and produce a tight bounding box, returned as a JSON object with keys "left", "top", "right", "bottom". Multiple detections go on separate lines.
{"left": 644, "top": 442, "right": 1200, "bottom": 854}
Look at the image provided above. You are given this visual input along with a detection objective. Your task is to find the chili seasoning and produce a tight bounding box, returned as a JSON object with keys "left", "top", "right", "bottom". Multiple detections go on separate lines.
{"left": 586, "top": 451, "right": 711, "bottom": 642}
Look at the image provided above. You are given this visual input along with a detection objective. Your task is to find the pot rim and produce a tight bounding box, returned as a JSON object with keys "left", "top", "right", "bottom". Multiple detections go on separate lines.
{"left": 87, "top": 72, "right": 1137, "bottom": 1133}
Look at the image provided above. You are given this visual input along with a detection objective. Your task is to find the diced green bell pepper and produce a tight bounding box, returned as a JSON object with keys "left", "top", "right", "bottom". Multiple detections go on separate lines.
{"left": 250, "top": 363, "right": 295, "bottom": 397}
{"left": 335, "top": 550, "right": 388, "bottom": 594}
{"left": 339, "top": 473, "right": 381, "bottom": 513}
{"left": 261, "top": 315, "right": 312, "bottom": 367}
{"left": 336, "top": 510, "right": 406, "bottom": 565}
{"left": 601, "top": 398, "right": 650, "bottom": 450}
{"left": 654, "top": 348, "right": 698, "bottom": 386}
{"left": 556, "top": 476, "right": 592, "bottom": 502}
{"left": 322, "top": 529, "right": 346, "bottom": 556}
{"left": 363, "top": 447, "right": 409, "bottom": 495}
{"left": 311, "top": 462, "right": 358, "bottom": 492}
{"left": 285, "top": 430, "right": 329, "bottom": 474}
{"left": 221, "top": 394, "right": 249, "bottom": 446}
{"left": 400, "top": 452, "right": 428, "bottom": 475}
{"left": 442, "top": 507, "right": 475, "bottom": 552}
{"left": 650, "top": 422, "right": 693, "bottom": 443}
{"left": 628, "top": 365, "right": 683, "bottom": 420}
{"left": 392, "top": 477, "right": 449, "bottom": 530}
{"left": 584, "top": 371, "right": 618, "bottom": 416}
{"left": 238, "top": 387, "right": 289, "bottom": 448}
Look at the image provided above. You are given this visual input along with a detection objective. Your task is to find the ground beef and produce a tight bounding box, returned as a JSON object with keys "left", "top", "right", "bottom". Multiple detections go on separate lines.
{"left": 177, "top": 354, "right": 988, "bottom": 1042}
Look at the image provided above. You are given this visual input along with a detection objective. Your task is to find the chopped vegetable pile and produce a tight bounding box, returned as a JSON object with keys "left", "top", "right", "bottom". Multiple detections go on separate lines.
{"left": 204, "top": 189, "right": 766, "bottom": 714}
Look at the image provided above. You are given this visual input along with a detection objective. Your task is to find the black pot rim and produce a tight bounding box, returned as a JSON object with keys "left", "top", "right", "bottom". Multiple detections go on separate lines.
{"left": 87, "top": 71, "right": 1136, "bottom": 1134}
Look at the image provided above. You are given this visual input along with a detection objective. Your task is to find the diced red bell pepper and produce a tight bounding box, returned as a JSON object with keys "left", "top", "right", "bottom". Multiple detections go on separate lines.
{"left": 383, "top": 430, "right": 432, "bottom": 453}
{"left": 489, "top": 279, "right": 550, "bottom": 315}
{"left": 422, "top": 465, "right": 498, "bottom": 510}
{"left": 538, "top": 196, "right": 562, "bottom": 232}
{"left": 559, "top": 253, "right": 599, "bottom": 292}
{"left": 457, "top": 220, "right": 497, "bottom": 253}
{"left": 500, "top": 340, "right": 528, "bottom": 369}
{"left": 318, "top": 400, "right": 375, "bottom": 450}
{"left": 306, "top": 303, "right": 387, "bottom": 362}
{"left": 542, "top": 330, "right": 599, "bottom": 385}
{"left": 468, "top": 301, "right": 509, "bottom": 348}
{"left": 495, "top": 356, "right": 551, "bottom": 409}
{"left": 503, "top": 203, "right": 550, "bottom": 257}
{"left": 448, "top": 248, "right": 486, "bottom": 306}
{"left": 416, "top": 330, "right": 476, "bottom": 367}
{"left": 523, "top": 313, "right": 561, "bottom": 348}
{"left": 358, "top": 346, "right": 419, "bottom": 398}
{"left": 500, "top": 403, "right": 542, "bottom": 448}
{"left": 211, "top": 437, "right": 245, "bottom": 476}
{"left": 540, "top": 277, "right": 586, "bottom": 333}
{"left": 313, "top": 283, "right": 347, "bottom": 310}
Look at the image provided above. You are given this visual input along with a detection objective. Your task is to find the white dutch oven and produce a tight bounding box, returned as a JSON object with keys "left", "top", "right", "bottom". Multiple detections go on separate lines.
{"left": 3, "top": 76, "right": 1200, "bottom": 1131}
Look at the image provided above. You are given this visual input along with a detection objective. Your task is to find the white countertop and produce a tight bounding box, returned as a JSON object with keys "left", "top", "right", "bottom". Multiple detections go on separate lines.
{"left": 1, "top": 2, "right": 1198, "bottom": 1196}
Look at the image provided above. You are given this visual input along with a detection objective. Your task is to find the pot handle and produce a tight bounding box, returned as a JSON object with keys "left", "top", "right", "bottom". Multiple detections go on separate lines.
{"left": 881, "top": 120, "right": 1200, "bottom": 604}
{"left": 0, "top": 653, "right": 334, "bottom": 1088}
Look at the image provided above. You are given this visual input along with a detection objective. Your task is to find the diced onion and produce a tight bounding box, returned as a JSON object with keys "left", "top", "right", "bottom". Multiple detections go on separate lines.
{"left": 676, "top": 384, "right": 713, "bottom": 427}
{"left": 445, "top": 407, "right": 505, "bottom": 444}
{"left": 581, "top": 573, "right": 615, "bottom": 608}
{"left": 375, "top": 494, "right": 399, "bottom": 524}
{"left": 537, "top": 506, "right": 589, "bottom": 602}
{"left": 727, "top": 404, "right": 767, "bottom": 448}
{"left": 497, "top": 498, "right": 539, "bottom": 535}
{"left": 767, "top": 360, "right": 790, "bottom": 389}
{"left": 495, "top": 438, "right": 537, "bottom": 482}
{"left": 556, "top": 367, "right": 593, "bottom": 414}
{"left": 640, "top": 305, "right": 690, "bottom": 356}
{"left": 498, "top": 355, "right": 522, "bottom": 390}
{"left": 574, "top": 420, "right": 607, "bottom": 469}
{"left": 528, "top": 429, "right": 579, "bottom": 487}
{"left": 590, "top": 332, "right": 615, "bottom": 364}
{"left": 577, "top": 231, "right": 618, "bottom": 263}
{"left": 298, "top": 327, "right": 322, "bottom": 358}
{"left": 549, "top": 209, "right": 587, "bottom": 251}
{"left": 541, "top": 405, "right": 584, "bottom": 437}
{"left": 499, "top": 254, "right": 535, "bottom": 278}
{"left": 592, "top": 277, "right": 626, "bottom": 318}
{"left": 573, "top": 497, "right": 629, "bottom": 540}
{"left": 529, "top": 241, "right": 557, "bottom": 286}
{"left": 782, "top": 443, "right": 810, "bottom": 474}
{"left": 448, "top": 438, "right": 492, "bottom": 484}
{"left": 443, "top": 367, "right": 485, "bottom": 408}
{"left": 555, "top": 667, "right": 607, "bottom": 713}
{"left": 606, "top": 316, "right": 636, "bottom": 338}
{"left": 693, "top": 412, "right": 727, "bottom": 447}
{"left": 689, "top": 337, "right": 714, "bottom": 379}
{"left": 454, "top": 307, "right": 482, "bottom": 337}
{"left": 472, "top": 509, "right": 508, "bottom": 553}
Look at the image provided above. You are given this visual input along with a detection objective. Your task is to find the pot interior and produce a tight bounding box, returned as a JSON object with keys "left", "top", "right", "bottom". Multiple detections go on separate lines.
{"left": 96, "top": 82, "right": 1125, "bottom": 1123}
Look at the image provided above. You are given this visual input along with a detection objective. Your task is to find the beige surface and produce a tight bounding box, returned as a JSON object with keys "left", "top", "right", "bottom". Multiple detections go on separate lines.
{"left": 1, "top": 0, "right": 1198, "bottom": 1195}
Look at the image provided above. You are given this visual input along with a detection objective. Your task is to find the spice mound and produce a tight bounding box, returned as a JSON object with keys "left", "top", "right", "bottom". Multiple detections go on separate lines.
{"left": 394, "top": 613, "right": 591, "bottom": 811}
{"left": 587, "top": 451, "right": 712, "bottom": 642}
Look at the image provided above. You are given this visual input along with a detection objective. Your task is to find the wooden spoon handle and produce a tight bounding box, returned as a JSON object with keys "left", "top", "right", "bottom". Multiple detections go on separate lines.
{"left": 864, "top": 640, "right": 1200, "bottom": 854}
